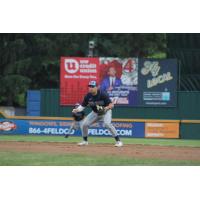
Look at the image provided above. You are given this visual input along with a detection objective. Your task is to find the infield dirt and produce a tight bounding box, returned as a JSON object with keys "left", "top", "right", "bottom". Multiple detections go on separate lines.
{"left": 0, "top": 141, "right": 200, "bottom": 161}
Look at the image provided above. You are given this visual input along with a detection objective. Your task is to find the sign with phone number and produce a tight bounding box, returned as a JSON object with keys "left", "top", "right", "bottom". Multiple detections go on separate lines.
{"left": 0, "top": 119, "right": 145, "bottom": 138}
{"left": 0, "top": 119, "right": 179, "bottom": 138}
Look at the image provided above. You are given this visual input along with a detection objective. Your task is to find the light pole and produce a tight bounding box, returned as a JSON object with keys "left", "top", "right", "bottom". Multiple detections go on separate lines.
{"left": 88, "top": 40, "right": 95, "bottom": 57}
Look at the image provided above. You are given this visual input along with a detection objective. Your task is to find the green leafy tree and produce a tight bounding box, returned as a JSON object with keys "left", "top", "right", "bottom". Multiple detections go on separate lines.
{"left": 0, "top": 33, "right": 166, "bottom": 106}
{"left": 0, "top": 34, "right": 31, "bottom": 106}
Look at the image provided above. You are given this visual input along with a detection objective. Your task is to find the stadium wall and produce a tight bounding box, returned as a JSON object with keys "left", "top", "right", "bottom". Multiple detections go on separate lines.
{"left": 38, "top": 89, "right": 200, "bottom": 139}
{"left": 0, "top": 111, "right": 180, "bottom": 138}
{"left": 40, "top": 89, "right": 200, "bottom": 120}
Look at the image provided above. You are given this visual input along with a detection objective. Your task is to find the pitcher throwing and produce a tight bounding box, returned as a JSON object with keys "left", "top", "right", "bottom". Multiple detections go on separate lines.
{"left": 72, "top": 80, "right": 123, "bottom": 147}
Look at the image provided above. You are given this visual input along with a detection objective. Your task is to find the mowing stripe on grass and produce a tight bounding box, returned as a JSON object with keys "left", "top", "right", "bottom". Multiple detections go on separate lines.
{"left": 0, "top": 135, "right": 200, "bottom": 147}
{"left": 0, "top": 151, "right": 200, "bottom": 166}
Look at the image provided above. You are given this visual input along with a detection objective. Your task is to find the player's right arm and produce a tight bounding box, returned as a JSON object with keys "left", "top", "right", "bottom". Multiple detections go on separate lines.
{"left": 72, "top": 105, "right": 85, "bottom": 113}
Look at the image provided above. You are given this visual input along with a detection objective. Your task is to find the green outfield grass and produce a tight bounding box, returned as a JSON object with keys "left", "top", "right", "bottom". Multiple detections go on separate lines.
{"left": 0, "top": 135, "right": 200, "bottom": 147}
{"left": 0, "top": 135, "right": 200, "bottom": 166}
{"left": 0, "top": 151, "right": 200, "bottom": 166}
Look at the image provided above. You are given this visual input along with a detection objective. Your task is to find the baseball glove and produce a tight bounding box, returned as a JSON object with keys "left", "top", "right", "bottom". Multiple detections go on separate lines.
{"left": 96, "top": 105, "right": 106, "bottom": 115}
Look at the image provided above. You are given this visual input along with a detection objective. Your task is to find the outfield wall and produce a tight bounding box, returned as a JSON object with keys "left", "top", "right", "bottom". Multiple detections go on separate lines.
{"left": 40, "top": 90, "right": 200, "bottom": 120}
{"left": 180, "top": 120, "right": 200, "bottom": 139}
{"left": 3, "top": 112, "right": 200, "bottom": 139}
{"left": 0, "top": 112, "right": 180, "bottom": 139}
{"left": 1, "top": 111, "right": 200, "bottom": 139}
{"left": 38, "top": 90, "right": 200, "bottom": 139}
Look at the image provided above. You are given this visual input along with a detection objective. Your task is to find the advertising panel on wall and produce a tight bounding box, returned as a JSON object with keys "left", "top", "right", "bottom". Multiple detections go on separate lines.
{"left": 99, "top": 57, "right": 138, "bottom": 106}
{"left": 60, "top": 57, "right": 139, "bottom": 106}
{"left": 145, "top": 122, "right": 179, "bottom": 138}
{"left": 60, "top": 57, "right": 178, "bottom": 107}
{"left": 60, "top": 57, "right": 100, "bottom": 105}
{"left": 0, "top": 119, "right": 145, "bottom": 138}
{"left": 138, "top": 59, "right": 178, "bottom": 107}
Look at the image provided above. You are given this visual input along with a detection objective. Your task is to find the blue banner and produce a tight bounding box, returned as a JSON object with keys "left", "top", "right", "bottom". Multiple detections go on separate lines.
{"left": 138, "top": 59, "right": 178, "bottom": 107}
{"left": 0, "top": 119, "right": 145, "bottom": 138}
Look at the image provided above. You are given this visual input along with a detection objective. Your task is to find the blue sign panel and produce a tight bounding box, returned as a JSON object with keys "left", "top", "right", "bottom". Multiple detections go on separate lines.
{"left": 138, "top": 59, "right": 178, "bottom": 107}
{"left": 0, "top": 119, "right": 145, "bottom": 138}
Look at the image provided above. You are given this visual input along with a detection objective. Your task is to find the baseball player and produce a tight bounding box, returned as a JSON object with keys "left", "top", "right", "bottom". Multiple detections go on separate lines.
{"left": 64, "top": 103, "right": 85, "bottom": 138}
{"left": 72, "top": 80, "right": 123, "bottom": 147}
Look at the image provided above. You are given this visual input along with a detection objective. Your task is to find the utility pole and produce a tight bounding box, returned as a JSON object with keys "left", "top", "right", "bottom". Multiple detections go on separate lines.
{"left": 88, "top": 40, "right": 96, "bottom": 57}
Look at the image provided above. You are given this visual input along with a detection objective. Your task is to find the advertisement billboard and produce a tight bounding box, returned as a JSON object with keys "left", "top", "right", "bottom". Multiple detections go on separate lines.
{"left": 145, "top": 122, "right": 179, "bottom": 138}
{"left": 138, "top": 59, "right": 178, "bottom": 107}
{"left": 60, "top": 57, "right": 178, "bottom": 107}
{"left": 60, "top": 57, "right": 100, "bottom": 105}
{"left": 99, "top": 57, "right": 138, "bottom": 106}
{"left": 0, "top": 119, "right": 145, "bottom": 138}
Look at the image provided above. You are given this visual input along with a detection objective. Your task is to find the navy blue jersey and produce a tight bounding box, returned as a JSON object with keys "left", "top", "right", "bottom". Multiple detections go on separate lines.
{"left": 82, "top": 90, "right": 111, "bottom": 113}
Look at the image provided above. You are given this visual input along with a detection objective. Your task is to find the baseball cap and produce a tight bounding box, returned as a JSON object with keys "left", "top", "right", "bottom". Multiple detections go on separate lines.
{"left": 88, "top": 80, "right": 97, "bottom": 87}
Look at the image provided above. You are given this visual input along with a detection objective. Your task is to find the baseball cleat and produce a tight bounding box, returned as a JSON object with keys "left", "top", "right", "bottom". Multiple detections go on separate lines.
{"left": 78, "top": 141, "right": 89, "bottom": 146}
{"left": 114, "top": 141, "right": 123, "bottom": 147}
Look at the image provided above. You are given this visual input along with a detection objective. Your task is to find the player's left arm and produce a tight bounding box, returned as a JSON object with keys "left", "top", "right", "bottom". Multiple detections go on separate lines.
{"left": 104, "top": 102, "right": 114, "bottom": 111}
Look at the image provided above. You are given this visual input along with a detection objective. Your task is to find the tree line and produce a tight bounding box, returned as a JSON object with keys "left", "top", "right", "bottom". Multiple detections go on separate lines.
{"left": 0, "top": 33, "right": 166, "bottom": 106}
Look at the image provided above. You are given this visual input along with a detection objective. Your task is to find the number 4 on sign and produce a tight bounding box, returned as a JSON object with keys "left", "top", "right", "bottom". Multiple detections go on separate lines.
{"left": 124, "top": 59, "right": 134, "bottom": 73}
